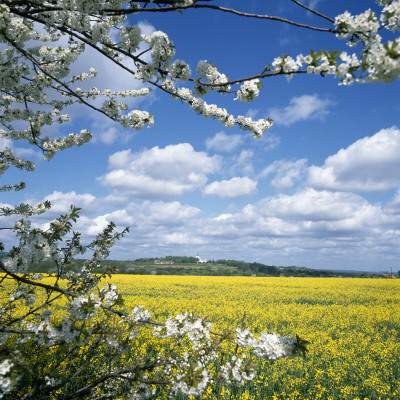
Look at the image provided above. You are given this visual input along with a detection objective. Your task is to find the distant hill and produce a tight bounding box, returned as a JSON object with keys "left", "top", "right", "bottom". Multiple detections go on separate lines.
{"left": 15, "top": 255, "right": 391, "bottom": 278}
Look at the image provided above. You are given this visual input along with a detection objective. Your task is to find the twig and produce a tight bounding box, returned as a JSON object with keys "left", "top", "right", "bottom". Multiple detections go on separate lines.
{"left": 104, "top": 3, "right": 335, "bottom": 33}
{"left": 289, "top": 0, "right": 335, "bottom": 23}
{"left": 0, "top": 260, "right": 161, "bottom": 326}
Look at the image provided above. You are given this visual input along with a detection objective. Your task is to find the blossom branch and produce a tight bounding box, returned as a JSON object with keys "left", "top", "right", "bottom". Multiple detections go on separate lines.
{"left": 104, "top": 2, "right": 335, "bottom": 33}
{"left": 193, "top": 69, "right": 308, "bottom": 88}
{"left": 0, "top": 259, "right": 162, "bottom": 325}
{"left": 289, "top": 0, "right": 335, "bottom": 23}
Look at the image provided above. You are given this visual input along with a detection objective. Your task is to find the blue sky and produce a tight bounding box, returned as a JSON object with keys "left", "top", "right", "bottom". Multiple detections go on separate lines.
{"left": 2, "top": 0, "right": 400, "bottom": 271}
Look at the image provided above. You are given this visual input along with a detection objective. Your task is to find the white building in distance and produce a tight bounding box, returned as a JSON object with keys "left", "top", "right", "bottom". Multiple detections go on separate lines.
{"left": 196, "top": 254, "right": 207, "bottom": 263}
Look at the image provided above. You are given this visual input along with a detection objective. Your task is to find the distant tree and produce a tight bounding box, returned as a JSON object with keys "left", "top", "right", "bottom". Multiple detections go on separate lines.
{"left": 164, "top": 255, "right": 198, "bottom": 263}
{"left": 254, "top": 263, "right": 280, "bottom": 276}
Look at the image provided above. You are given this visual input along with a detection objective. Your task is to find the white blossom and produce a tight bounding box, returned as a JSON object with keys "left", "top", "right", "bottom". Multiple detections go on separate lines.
{"left": 169, "top": 59, "right": 191, "bottom": 81}
{"left": 252, "top": 332, "right": 297, "bottom": 361}
{"left": 0, "top": 359, "right": 14, "bottom": 398}
{"left": 235, "top": 79, "right": 261, "bottom": 102}
{"left": 221, "top": 354, "right": 255, "bottom": 385}
{"left": 131, "top": 306, "right": 151, "bottom": 322}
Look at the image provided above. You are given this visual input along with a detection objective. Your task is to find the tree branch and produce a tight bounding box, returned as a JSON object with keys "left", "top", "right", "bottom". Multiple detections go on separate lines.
{"left": 289, "top": 0, "right": 335, "bottom": 23}
{"left": 59, "top": 370, "right": 170, "bottom": 400}
{"left": 103, "top": 3, "right": 335, "bottom": 33}
{"left": 191, "top": 69, "right": 309, "bottom": 88}
{"left": 0, "top": 260, "right": 162, "bottom": 325}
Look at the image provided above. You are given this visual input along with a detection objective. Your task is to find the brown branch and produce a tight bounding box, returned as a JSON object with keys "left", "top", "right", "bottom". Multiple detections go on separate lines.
{"left": 6, "top": 292, "right": 64, "bottom": 326}
{"left": 0, "top": 260, "right": 162, "bottom": 326}
{"left": 191, "top": 69, "right": 308, "bottom": 88}
{"left": 0, "top": 328, "right": 35, "bottom": 334}
{"left": 104, "top": 3, "right": 335, "bottom": 33}
{"left": 289, "top": 0, "right": 335, "bottom": 23}
{"left": 8, "top": 6, "right": 147, "bottom": 67}
{"left": 60, "top": 369, "right": 170, "bottom": 400}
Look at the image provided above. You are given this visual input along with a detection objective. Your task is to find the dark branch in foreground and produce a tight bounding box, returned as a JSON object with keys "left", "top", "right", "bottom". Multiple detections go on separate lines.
{"left": 103, "top": 3, "right": 336, "bottom": 33}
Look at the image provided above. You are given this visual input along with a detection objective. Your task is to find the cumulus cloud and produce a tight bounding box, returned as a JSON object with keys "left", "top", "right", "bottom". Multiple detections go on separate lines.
{"left": 258, "top": 133, "right": 281, "bottom": 150}
{"left": 306, "top": 0, "right": 321, "bottom": 10}
{"left": 75, "top": 201, "right": 200, "bottom": 232}
{"left": 205, "top": 188, "right": 392, "bottom": 242}
{"left": 27, "top": 197, "right": 201, "bottom": 245}
{"left": 268, "top": 94, "right": 334, "bottom": 126}
{"left": 164, "top": 232, "right": 205, "bottom": 245}
{"left": 98, "top": 143, "right": 220, "bottom": 199}
{"left": 384, "top": 190, "right": 400, "bottom": 215}
{"left": 202, "top": 177, "right": 257, "bottom": 198}
{"left": 230, "top": 149, "right": 254, "bottom": 175}
{"left": 308, "top": 127, "right": 400, "bottom": 192}
{"left": 138, "top": 201, "right": 201, "bottom": 226}
{"left": 258, "top": 189, "right": 381, "bottom": 225}
{"left": 260, "top": 159, "right": 307, "bottom": 190}
{"left": 0, "top": 137, "right": 42, "bottom": 160}
{"left": 206, "top": 131, "right": 243, "bottom": 152}
{"left": 42, "top": 191, "right": 100, "bottom": 215}
{"left": 90, "top": 119, "right": 135, "bottom": 145}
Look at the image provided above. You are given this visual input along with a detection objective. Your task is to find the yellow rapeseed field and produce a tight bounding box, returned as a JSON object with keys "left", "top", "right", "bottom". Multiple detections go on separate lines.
{"left": 3, "top": 275, "right": 400, "bottom": 399}
{"left": 112, "top": 275, "right": 400, "bottom": 400}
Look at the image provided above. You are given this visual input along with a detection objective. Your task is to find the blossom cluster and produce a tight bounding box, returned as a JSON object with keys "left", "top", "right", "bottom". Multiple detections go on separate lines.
{"left": 0, "top": 201, "right": 50, "bottom": 218}
{"left": 234, "top": 79, "right": 262, "bottom": 102}
{"left": 221, "top": 354, "right": 256, "bottom": 385}
{"left": 153, "top": 312, "right": 212, "bottom": 348}
{"left": 266, "top": 2, "right": 400, "bottom": 85}
{"left": 236, "top": 328, "right": 297, "bottom": 360}
{"left": 0, "top": 360, "right": 13, "bottom": 398}
{"left": 42, "top": 130, "right": 92, "bottom": 160}
{"left": 196, "top": 60, "right": 231, "bottom": 94}
{"left": 161, "top": 80, "right": 272, "bottom": 137}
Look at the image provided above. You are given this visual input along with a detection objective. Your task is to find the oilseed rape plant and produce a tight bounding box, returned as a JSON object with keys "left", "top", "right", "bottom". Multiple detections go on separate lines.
{"left": 114, "top": 275, "right": 400, "bottom": 399}
{"left": 3, "top": 272, "right": 399, "bottom": 399}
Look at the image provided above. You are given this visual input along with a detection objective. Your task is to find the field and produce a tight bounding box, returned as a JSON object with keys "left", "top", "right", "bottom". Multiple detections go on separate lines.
{"left": 113, "top": 275, "right": 400, "bottom": 400}
{"left": 3, "top": 275, "right": 400, "bottom": 399}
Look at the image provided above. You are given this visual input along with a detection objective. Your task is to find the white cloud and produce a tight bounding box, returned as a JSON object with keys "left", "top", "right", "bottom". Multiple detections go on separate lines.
{"left": 268, "top": 94, "right": 334, "bottom": 126}
{"left": 139, "top": 201, "right": 201, "bottom": 226}
{"left": 232, "top": 149, "right": 254, "bottom": 175}
{"left": 90, "top": 119, "right": 134, "bottom": 145}
{"left": 163, "top": 232, "right": 205, "bottom": 245}
{"left": 43, "top": 191, "right": 100, "bottom": 215}
{"left": 258, "top": 189, "right": 381, "bottom": 226}
{"left": 203, "top": 189, "right": 393, "bottom": 244}
{"left": 308, "top": 127, "right": 400, "bottom": 192}
{"left": 0, "top": 137, "right": 42, "bottom": 160}
{"left": 202, "top": 177, "right": 257, "bottom": 198}
{"left": 98, "top": 143, "right": 220, "bottom": 199}
{"left": 260, "top": 159, "right": 307, "bottom": 190}
{"left": 307, "top": 0, "right": 321, "bottom": 10}
{"left": 206, "top": 131, "right": 243, "bottom": 152}
{"left": 245, "top": 108, "right": 259, "bottom": 119}
{"left": 384, "top": 190, "right": 400, "bottom": 215}
{"left": 236, "top": 149, "right": 254, "bottom": 165}
{"left": 256, "top": 133, "right": 281, "bottom": 150}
